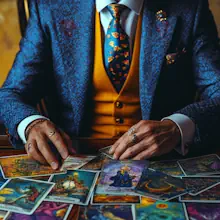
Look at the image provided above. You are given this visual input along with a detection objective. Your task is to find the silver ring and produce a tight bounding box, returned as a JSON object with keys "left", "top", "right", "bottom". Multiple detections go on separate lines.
{"left": 131, "top": 134, "right": 138, "bottom": 144}
{"left": 128, "top": 127, "right": 136, "bottom": 136}
{"left": 48, "top": 130, "right": 56, "bottom": 137}
{"left": 27, "top": 143, "right": 32, "bottom": 151}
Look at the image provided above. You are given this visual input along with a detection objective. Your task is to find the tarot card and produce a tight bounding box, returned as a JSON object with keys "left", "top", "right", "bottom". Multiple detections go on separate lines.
{"left": 0, "top": 178, "right": 55, "bottom": 215}
{"left": 135, "top": 197, "right": 188, "bottom": 220}
{"left": 135, "top": 168, "right": 187, "bottom": 201}
{"left": 46, "top": 170, "right": 99, "bottom": 205}
{"left": 179, "top": 183, "right": 220, "bottom": 203}
{"left": 0, "top": 154, "right": 65, "bottom": 179}
{"left": 0, "top": 210, "right": 8, "bottom": 220}
{"left": 78, "top": 205, "right": 134, "bottom": 220}
{"left": 185, "top": 203, "right": 220, "bottom": 220}
{"left": 99, "top": 146, "right": 114, "bottom": 159}
{"left": 5, "top": 201, "right": 72, "bottom": 220}
{"left": 95, "top": 160, "right": 148, "bottom": 195}
{"left": 149, "top": 160, "right": 184, "bottom": 177}
{"left": 182, "top": 176, "right": 220, "bottom": 196}
{"left": 60, "top": 155, "right": 95, "bottom": 171}
{"left": 178, "top": 154, "right": 220, "bottom": 176}
{"left": 79, "top": 154, "right": 110, "bottom": 171}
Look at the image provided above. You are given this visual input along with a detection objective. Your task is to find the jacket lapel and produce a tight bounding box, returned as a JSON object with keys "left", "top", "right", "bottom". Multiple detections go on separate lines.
{"left": 54, "top": 0, "right": 96, "bottom": 134}
{"left": 140, "top": 1, "right": 178, "bottom": 119}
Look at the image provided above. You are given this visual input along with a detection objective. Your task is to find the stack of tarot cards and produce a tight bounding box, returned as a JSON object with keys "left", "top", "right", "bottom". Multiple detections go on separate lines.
{"left": 0, "top": 148, "right": 219, "bottom": 220}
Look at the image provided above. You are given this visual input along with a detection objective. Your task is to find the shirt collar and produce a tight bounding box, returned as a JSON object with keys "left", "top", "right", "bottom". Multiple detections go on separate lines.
{"left": 96, "top": 0, "right": 144, "bottom": 15}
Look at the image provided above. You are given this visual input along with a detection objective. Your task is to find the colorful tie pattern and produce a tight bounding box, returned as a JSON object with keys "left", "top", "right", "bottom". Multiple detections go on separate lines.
{"left": 104, "top": 4, "right": 131, "bottom": 93}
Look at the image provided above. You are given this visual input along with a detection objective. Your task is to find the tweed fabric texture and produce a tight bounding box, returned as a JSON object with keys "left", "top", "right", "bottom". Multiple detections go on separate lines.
{"left": 0, "top": 0, "right": 219, "bottom": 150}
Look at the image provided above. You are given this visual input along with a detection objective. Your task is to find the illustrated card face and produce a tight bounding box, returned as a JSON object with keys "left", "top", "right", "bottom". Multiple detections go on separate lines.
{"left": 46, "top": 170, "right": 98, "bottom": 205}
{"left": 135, "top": 168, "right": 187, "bottom": 201}
{"left": 0, "top": 210, "right": 8, "bottom": 220}
{"left": 80, "top": 154, "right": 111, "bottom": 171}
{"left": 60, "top": 155, "right": 95, "bottom": 171}
{"left": 0, "top": 178, "right": 55, "bottom": 215}
{"left": 99, "top": 146, "right": 114, "bottom": 159}
{"left": 185, "top": 203, "right": 220, "bottom": 220}
{"left": 95, "top": 160, "right": 148, "bottom": 195}
{"left": 182, "top": 176, "right": 220, "bottom": 196}
{"left": 78, "top": 205, "right": 134, "bottom": 220}
{"left": 178, "top": 154, "right": 220, "bottom": 176}
{"left": 136, "top": 197, "right": 188, "bottom": 220}
{"left": 0, "top": 154, "right": 65, "bottom": 179}
{"left": 6, "top": 201, "right": 72, "bottom": 220}
{"left": 179, "top": 183, "right": 220, "bottom": 203}
{"left": 149, "top": 160, "right": 184, "bottom": 177}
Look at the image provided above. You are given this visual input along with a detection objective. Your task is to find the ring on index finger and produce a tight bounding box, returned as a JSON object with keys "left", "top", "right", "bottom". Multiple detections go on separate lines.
{"left": 48, "top": 130, "right": 56, "bottom": 137}
{"left": 131, "top": 134, "right": 138, "bottom": 144}
{"left": 128, "top": 127, "right": 136, "bottom": 136}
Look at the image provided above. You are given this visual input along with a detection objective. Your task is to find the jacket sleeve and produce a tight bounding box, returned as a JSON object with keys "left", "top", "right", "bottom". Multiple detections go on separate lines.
{"left": 177, "top": 0, "right": 220, "bottom": 149}
{"left": 0, "top": 0, "right": 51, "bottom": 148}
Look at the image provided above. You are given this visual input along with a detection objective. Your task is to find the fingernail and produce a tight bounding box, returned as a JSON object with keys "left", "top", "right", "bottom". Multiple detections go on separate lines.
{"left": 113, "top": 154, "right": 117, "bottom": 160}
{"left": 62, "top": 152, "right": 69, "bottom": 159}
{"left": 51, "top": 162, "right": 58, "bottom": 170}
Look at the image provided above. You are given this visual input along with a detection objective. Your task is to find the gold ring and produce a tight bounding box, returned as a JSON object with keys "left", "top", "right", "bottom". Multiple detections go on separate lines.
{"left": 128, "top": 127, "right": 136, "bottom": 136}
{"left": 48, "top": 130, "right": 56, "bottom": 137}
{"left": 131, "top": 134, "right": 138, "bottom": 144}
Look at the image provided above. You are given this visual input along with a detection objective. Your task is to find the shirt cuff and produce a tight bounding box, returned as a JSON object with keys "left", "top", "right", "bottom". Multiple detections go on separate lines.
{"left": 17, "top": 115, "right": 49, "bottom": 144}
{"left": 162, "top": 114, "right": 195, "bottom": 156}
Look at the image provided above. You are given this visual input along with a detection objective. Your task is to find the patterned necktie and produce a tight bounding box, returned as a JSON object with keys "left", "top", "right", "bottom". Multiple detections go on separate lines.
{"left": 104, "top": 4, "right": 131, "bottom": 93}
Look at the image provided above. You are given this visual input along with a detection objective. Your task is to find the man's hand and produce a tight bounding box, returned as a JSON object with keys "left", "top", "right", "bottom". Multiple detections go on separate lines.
{"left": 110, "top": 120, "right": 181, "bottom": 160}
{"left": 24, "top": 119, "right": 75, "bottom": 169}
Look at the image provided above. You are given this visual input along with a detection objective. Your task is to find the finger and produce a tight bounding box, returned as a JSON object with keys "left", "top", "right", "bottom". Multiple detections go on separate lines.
{"left": 26, "top": 140, "right": 47, "bottom": 164}
{"left": 119, "top": 140, "right": 149, "bottom": 160}
{"left": 46, "top": 126, "right": 69, "bottom": 159}
{"left": 133, "top": 144, "right": 158, "bottom": 160}
{"left": 109, "top": 133, "right": 127, "bottom": 154}
{"left": 36, "top": 135, "right": 59, "bottom": 169}
{"left": 60, "top": 130, "right": 76, "bottom": 155}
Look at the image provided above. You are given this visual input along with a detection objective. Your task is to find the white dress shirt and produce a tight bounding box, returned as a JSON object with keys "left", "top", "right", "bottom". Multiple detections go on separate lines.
{"left": 17, "top": 0, "right": 195, "bottom": 155}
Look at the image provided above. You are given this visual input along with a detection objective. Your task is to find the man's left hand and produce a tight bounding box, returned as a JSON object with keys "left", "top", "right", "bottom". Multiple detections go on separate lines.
{"left": 110, "top": 120, "right": 181, "bottom": 160}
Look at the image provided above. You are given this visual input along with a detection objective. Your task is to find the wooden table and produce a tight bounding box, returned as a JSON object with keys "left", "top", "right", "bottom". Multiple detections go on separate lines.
{"left": 0, "top": 137, "right": 219, "bottom": 219}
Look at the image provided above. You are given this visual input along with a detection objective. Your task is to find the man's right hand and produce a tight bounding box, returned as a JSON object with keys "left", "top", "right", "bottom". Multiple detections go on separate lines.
{"left": 24, "top": 119, "right": 74, "bottom": 169}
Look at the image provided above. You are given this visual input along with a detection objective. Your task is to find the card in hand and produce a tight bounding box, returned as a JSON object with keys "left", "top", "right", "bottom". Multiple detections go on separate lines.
{"left": 178, "top": 154, "right": 220, "bottom": 176}
{"left": 60, "top": 155, "right": 95, "bottom": 171}
{"left": 136, "top": 197, "right": 188, "bottom": 220}
{"left": 99, "top": 146, "right": 114, "bottom": 159}
{"left": 78, "top": 205, "right": 135, "bottom": 220}
{"left": 79, "top": 154, "right": 110, "bottom": 171}
{"left": 182, "top": 176, "right": 220, "bottom": 196}
{"left": 185, "top": 203, "right": 220, "bottom": 220}
{"left": 135, "top": 168, "right": 187, "bottom": 201}
{"left": 46, "top": 170, "right": 99, "bottom": 205}
{"left": 149, "top": 160, "right": 184, "bottom": 177}
{"left": 0, "top": 154, "right": 65, "bottom": 179}
{"left": 95, "top": 160, "right": 148, "bottom": 195}
{"left": 0, "top": 178, "right": 55, "bottom": 215}
{"left": 179, "top": 183, "right": 220, "bottom": 203}
{"left": 6, "top": 201, "right": 73, "bottom": 220}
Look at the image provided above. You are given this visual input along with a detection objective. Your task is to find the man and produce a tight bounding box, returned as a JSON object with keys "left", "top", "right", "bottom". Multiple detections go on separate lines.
{"left": 0, "top": 0, "right": 219, "bottom": 169}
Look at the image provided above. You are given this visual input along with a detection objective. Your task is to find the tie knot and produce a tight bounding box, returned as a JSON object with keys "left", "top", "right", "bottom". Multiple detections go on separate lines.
{"left": 107, "top": 4, "right": 126, "bottom": 19}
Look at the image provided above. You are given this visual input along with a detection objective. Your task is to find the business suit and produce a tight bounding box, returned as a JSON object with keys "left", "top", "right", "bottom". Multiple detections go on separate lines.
{"left": 0, "top": 0, "right": 219, "bottom": 151}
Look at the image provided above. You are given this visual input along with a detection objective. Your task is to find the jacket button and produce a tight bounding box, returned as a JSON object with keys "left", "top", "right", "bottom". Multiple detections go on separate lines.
{"left": 116, "top": 102, "right": 123, "bottom": 109}
{"left": 115, "top": 118, "right": 124, "bottom": 124}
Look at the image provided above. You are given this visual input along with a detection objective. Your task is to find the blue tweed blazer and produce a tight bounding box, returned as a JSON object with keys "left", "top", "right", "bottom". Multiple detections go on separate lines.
{"left": 0, "top": 0, "right": 220, "bottom": 150}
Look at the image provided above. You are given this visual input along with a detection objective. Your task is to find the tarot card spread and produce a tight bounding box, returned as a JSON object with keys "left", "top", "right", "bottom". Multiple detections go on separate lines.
{"left": 78, "top": 205, "right": 134, "bottom": 220}
{"left": 0, "top": 178, "right": 54, "bottom": 215}
{"left": 178, "top": 154, "right": 220, "bottom": 176}
{"left": 179, "top": 183, "right": 220, "bottom": 203}
{"left": 135, "top": 169, "right": 187, "bottom": 201}
{"left": 182, "top": 176, "right": 220, "bottom": 196}
{"left": 136, "top": 197, "right": 188, "bottom": 220}
{"left": 46, "top": 170, "right": 99, "bottom": 205}
{"left": 0, "top": 155, "right": 65, "bottom": 179}
{"left": 149, "top": 160, "right": 184, "bottom": 177}
{"left": 6, "top": 201, "right": 73, "bottom": 220}
{"left": 60, "top": 155, "right": 95, "bottom": 171}
{"left": 95, "top": 160, "right": 148, "bottom": 195}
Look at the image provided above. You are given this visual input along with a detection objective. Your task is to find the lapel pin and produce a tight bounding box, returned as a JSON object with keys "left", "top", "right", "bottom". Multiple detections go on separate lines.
{"left": 156, "top": 10, "right": 167, "bottom": 22}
